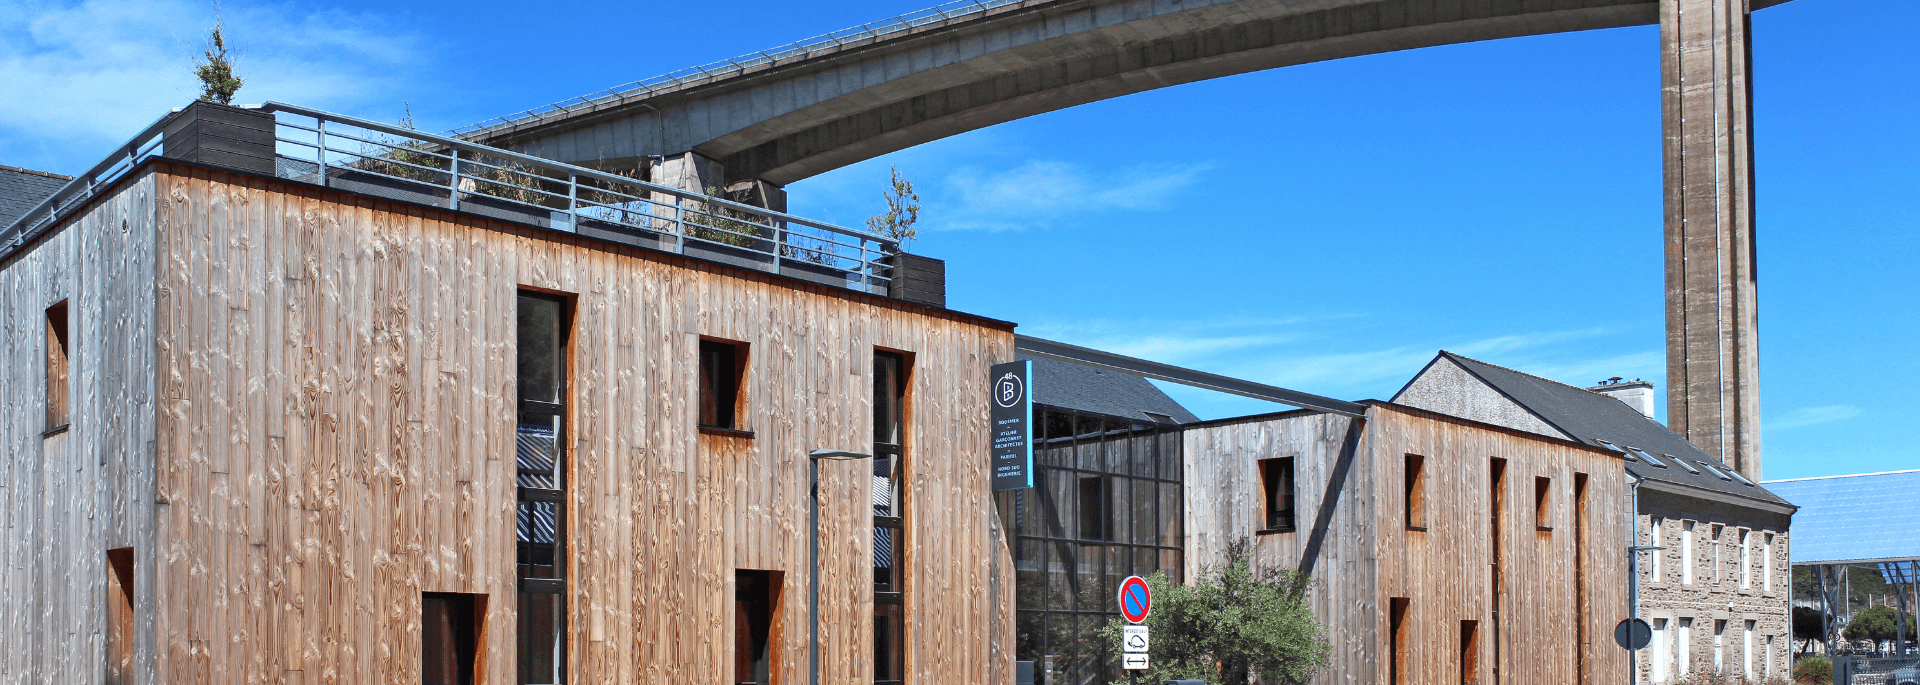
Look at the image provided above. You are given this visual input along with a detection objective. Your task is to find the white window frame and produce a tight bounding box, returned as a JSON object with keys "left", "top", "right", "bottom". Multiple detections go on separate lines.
{"left": 1740, "top": 530, "right": 1751, "bottom": 589}
{"left": 1743, "top": 620, "right": 1755, "bottom": 681}
{"left": 1652, "top": 618, "right": 1670, "bottom": 683}
{"left": 1714, "top": 620, "right": 1726, "bottom": 674}
{"left": 1650, "top": 517, "right": 1664, "bottom": 582}
{"left": 1763, "top": 533, "right": 1774, "bottom": 593}
{"left": 1683, "top": 522, "right": 1696, "bottom": 585}
{"left": 1712, "top": 525, "right": 1724, "bottom": 585}
{"left": 1679, "top": 618, "right": 1693, "bottom": 678}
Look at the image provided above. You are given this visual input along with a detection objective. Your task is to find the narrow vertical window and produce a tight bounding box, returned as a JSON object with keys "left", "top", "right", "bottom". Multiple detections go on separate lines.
{"left": 699, "top": 339, "right": 747, "bottom": 430}
{"left": 1711, "top": 525, "right": 1724, "bottom": 585}
{"left": 1713, "top": 620, "right": 1725, "bottom": 674}
{"left": 1534, "top": 476, "right": 1552, "bottom": 531}
{"left": 107, "top": 547, "right": 134, "bottom": 685}
{"left": 1389, "top": 597, "right": 1411, "bottom": 685}
{"left": 1762, "top": 533, "right": 1774, "bottom": 592}
{"left": 46, "top": 300, "right": 70, "bottom": 431}
{"left": 1573, "top": 473, "right": 1588, "bottom": 684}
{"left": 1077, "top": 476, "right": 1106, "bottom": 540}
{"left": 1678, "top": 618, "right": 1693, "bottom": 678}
{"left": 1652, "top": 618, "right": 1669, "bottom": 684}
{"left": 1739, "top": 530, "right": 1751, "bottom": 589}
{"left": 1650, "top": 517, "right": 1664, "bottom": 582}
{"left": 423, "top": 592, "right": 485, "bottom": 685}
{"left": 1405, "top": 454, "right": 1426, "bottom": 531}
{"left": 871, "top": 350, "right": 907, "bottom": 685}
{"left": 1764, "top": 635, "right": 1774, "bottom": 679}
{"left": 1742, "top": 620, "right": 1755, "bottom": 681}
{"left": 734, "top": 570, "right": 782, "bottom": 685}
{"left": 1259, "top": 457, "right": 1294, "bottom": 533}
{"left": 516, "top": 291, "right": 569, "bottom": 685}
{"left": 1489, "top": 458, "right": 1506, "bottom": 685}
{"left": 1460, "top": 620, "right": 1480, "bottom": 685}
{"left": 1682, "top": 523, "right": 1695, "bottom": 585}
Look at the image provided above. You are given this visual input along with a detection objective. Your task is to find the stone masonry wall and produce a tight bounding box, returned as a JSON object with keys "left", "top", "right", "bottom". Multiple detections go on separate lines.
{"left": 1635, "top": 488, "right": 1794, "bottom": 684}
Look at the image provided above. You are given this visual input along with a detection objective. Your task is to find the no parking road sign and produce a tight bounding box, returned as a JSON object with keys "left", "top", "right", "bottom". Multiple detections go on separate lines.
{"left": 1118, "top": 575, "right": 1152, "bottom": 624}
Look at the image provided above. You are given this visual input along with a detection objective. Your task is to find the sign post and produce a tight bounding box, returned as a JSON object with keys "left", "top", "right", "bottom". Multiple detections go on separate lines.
{"left": 990, "top": 361, "right": 1033, "bottom": 491}
{"left": 1118, "top": 575, "right": 1152, "bottom": 672}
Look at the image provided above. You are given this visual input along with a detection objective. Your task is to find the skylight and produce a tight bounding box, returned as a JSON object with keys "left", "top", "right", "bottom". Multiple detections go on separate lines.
{"left": 1698, "top": 461, "right": 1733, "bottom": 481}
{"left": 1629, "top": 448, "right": 1667, "bottom": 467}
{"left": 1671, "top": 456, "right": 1700, "bottom": 474}
{"left": 1729, "top": 470, "right": 1755, "bottom": 486}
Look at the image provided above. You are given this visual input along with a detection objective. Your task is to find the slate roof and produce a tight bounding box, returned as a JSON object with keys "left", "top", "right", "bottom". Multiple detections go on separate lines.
{"left": 0, "top": 164, "right": 71, "bottom": 228}
{"left": 1019, "top": 352, "right": 1200, "bottom": 424}
{"left": 1762, "top": 470, "right": 1920, "bottom": 564}
{"left": 1405, "top": 351, "right": 1792, "bottom": 509}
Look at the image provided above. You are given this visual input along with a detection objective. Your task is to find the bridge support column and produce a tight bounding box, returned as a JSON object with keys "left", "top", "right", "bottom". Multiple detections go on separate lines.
{"left": 1660, "top": 0, "right": 1762, "bottom": 480}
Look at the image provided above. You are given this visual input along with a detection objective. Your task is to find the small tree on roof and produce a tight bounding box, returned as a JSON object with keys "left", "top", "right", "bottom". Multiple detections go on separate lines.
{"left": 865, "top": 166, "right": 920, "bottom": 251}
{"left": 194, "top": 14, "right": 243, "bottom": 105}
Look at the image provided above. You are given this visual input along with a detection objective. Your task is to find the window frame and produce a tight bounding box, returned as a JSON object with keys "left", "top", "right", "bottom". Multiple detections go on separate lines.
{"left": 698, "top": 337, "right": 750, "bottom": 433}
{"left": 1257, "top": 456, "right": 1295, "bottom": 534}
{"left": 45, "top": 299, "right": 71, "bottom": 434}
{"left": 1405, "top": 454, "right": 1427, "bottom": 532}
{"left": 871, "top": 349, "right": 910, "bottom": 685}
{"left": 514, "top": 289, "right": 572, "bottom": 685}
{"left": 1534, "top": 476, "right": 1553, "bottom": 532}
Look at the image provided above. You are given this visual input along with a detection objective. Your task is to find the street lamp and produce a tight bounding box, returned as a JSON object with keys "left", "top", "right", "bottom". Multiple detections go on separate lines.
{"left": 809, "top": 449, "right": 872, "bottom": 685}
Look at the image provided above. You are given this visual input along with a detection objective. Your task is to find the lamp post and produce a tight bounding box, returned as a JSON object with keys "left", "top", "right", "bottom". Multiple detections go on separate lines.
{"left": 809, "top": 449, "right": 872, "bottom": 685}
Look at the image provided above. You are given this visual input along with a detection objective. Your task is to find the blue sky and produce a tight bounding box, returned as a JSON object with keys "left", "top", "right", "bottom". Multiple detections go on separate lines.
{"left": 1, "top": 0, "right": 1913, "bottom": 480}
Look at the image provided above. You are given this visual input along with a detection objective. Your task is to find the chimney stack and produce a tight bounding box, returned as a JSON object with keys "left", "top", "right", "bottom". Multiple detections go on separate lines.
{"left": 1587, "top": 377, "right": 1656, "bottom": 419}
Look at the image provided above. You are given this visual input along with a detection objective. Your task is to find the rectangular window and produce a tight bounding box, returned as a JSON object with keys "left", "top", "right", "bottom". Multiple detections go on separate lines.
{"left": 423, "top": 592, "right": 485, "bottom": 685}
{"left": 1573, "top": 473, "right": 1588, "bottom": 684}
{"left": 1534, "top": 476, "right": 1552, "bottom": 531}
{"left": 735, "top": 570, "right": 782, "bottom": 685}
{"left": 1682, "top": 523, "right": 1696, "bottom": 585}
{"left": 515, "top": 291, "right": 569, "bottom": 685}
{"left": 1652, "top": 618, "right": 1669, "bottom": 684}
{"left": 1711, "top": 525, "right": 1724, "bottom": 585}
{"left": 1740, "top": 530, "right": 1751, "bottom": 589}
{"left": 1763, "top": 534, "right": 1774, "bottom": 592}
{"left": 1259, "top": 457, "right": 1294, "bottom": 533}
{"left": 1077, "top": 476, "right": 1106, "bottom": 540}
{"left": 1389, "top": 597, "right": 1411, "bottom": 685}
{"left": 1460, "top": 620, "right": 1480, "bottom": 685}
{"left": 1488, "top": 458, "right": 1506, "bottom": 685}
{"left": 1650, "top": 517, "right": 1664, "bottom": 582}
{"left": 872, "top": 350, "right": 907, "bottom": 685}
{"left": 1764, "top": 635, "right": 1774, "bottom": 679}
{"left": 46, "top": 300, "right": 70, "bottom": 431}
{"left": 1743, "top": 620, "right": 1755, "bottom": 680}
{"left": 699, "top": 339, "right": 746, "bottom": 430}
{"left": 1678, "top": 618, "right": 1693, "bottom": 678}
{"left": 107, "top": 547, "right": 134, "bottom": 685}
{"left": 1713, "top": 620, "right": 1725, "bottom": 674}
{"left": 1405, "top": 454, "right": 1427, "bottom": 531}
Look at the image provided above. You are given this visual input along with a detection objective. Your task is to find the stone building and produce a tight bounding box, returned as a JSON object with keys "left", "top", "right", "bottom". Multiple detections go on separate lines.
{"left": 1393, "top": 352, "right": 1797, "bottom": 684}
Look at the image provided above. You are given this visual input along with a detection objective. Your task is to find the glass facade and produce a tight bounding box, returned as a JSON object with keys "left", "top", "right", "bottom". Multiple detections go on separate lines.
{"left": 998, "top": 406, "right": 1184, "bottom": 685}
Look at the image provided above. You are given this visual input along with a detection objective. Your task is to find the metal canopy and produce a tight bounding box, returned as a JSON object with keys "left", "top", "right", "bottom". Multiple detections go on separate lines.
{"left": 1014, "top": 335, "right": 1368, "bottom": 418}
{"left": 1763, "top": 470, "right": 1920, "bottom": 565}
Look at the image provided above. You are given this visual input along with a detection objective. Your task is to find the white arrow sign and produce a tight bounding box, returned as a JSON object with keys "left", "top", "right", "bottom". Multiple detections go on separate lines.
{"left": 1122, "top": 625, "right": 1149, "bottom": 654}
{"left": 1122, "top": 653, "right": 1150, "bottom": 670}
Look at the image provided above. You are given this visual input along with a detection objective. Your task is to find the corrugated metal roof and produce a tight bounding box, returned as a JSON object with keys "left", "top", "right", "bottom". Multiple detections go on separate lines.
{"left": 1763, "top": 470, "right": 1920, "bottom": 565}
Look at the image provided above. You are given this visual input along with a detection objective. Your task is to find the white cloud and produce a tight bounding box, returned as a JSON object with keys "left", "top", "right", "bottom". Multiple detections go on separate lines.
{"left": 0, "top": 0, "right": 430, "bottom": 171}
{"left": 930, "top": 159, "right": 1215, "bottom": 231}
{"left": 1767, "top": 405, "right": 1861, "bottom": 431}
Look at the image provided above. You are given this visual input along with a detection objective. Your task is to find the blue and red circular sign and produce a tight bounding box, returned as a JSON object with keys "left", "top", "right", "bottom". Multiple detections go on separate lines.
{"left": 1118, "top": 575, "right": 1152, "bottom": 624}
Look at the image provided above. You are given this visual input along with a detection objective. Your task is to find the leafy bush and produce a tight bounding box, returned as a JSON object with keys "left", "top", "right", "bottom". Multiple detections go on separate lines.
{"left": 1094, "top": 539, "right": 1331, "bottom": 685}
{"left": 1791, "top": 655, "right": 1832, "bottom": 685}
{"left": 1843, "top": 605, "right": 1917, "bottom": 643}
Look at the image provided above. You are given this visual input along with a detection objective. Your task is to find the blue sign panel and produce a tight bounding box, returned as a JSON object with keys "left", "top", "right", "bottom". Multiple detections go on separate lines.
{"left": 990, "top": 360, "right": 1034, "bottom": 491}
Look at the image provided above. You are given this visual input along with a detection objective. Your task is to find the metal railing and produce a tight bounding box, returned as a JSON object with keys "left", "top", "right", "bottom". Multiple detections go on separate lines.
{"left": 0, "top": 110, "right": 172, "bottom": 258}
{"left": 446, "top": 0, "right": 1037, "bottom": 139}
{"left": 1, "top": 102, "right": 899, "bottom": 294}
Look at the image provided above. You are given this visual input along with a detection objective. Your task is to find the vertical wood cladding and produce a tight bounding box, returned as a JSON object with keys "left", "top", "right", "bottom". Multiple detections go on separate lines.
{"left": 1185, "top": 404, "right": 1630, "bottom": 685}
{"left": 124, "top": 163, "right": 1015, "bottom": 684}
{"left": 0, "top": 172, "right": 160, "bottom": 684}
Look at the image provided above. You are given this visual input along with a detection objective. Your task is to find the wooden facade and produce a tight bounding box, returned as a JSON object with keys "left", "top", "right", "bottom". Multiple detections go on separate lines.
{"left": 1184, "top": 402, "right": 1632, "bottom": 685}
{"left": 0, "top": 160, "right": 1018, "bottom": 684}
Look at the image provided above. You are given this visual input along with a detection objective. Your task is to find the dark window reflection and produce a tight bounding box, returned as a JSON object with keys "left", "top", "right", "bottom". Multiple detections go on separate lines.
{"left": 1011, "top": 406, "right": 1184, "bottom": 685}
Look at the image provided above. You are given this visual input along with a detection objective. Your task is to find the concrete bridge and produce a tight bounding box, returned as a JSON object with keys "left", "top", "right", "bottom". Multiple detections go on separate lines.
{"left": 458, "top": 0, "right": 1797, "bottom": 480}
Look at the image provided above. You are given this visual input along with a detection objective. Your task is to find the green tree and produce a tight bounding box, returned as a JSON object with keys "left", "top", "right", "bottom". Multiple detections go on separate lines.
{"left": 864, "top": 166, "right": 920, "bottom": 251}
{"left": 1095, "top": 539, "right": 1331, "bottom": 685}
{"left": 194, "top": 14, "right": 243, "bottom": 104}
{"left": 1793, "top": 606, "right": 1829, "bottom": 654}
{"left": 1843, "top": 606, "right": 1917, "bottom": 643}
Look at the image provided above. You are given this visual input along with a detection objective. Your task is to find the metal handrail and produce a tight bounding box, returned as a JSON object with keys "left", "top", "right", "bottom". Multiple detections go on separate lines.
{"left": 1, "top": 102, "right": 899, "bottom": 294}
{"left": 446, "top": 0, "right": 1036, "bottom": 139}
